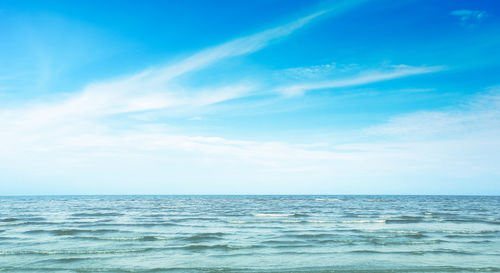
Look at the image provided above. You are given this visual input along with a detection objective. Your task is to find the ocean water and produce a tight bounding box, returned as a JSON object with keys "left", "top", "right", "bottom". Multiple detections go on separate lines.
{"left": 0, "top": 195, "right": 499, "bottom": 273}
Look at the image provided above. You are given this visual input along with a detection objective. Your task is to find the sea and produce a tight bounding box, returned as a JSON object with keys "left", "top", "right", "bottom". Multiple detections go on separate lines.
{"left": 0, "top": 195, "right": 499, "bottom": 272}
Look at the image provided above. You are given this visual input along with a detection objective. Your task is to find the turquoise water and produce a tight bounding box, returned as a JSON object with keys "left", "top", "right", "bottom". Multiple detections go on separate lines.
{"left": 0, "top": 195, "right": 499, "bottom": 272}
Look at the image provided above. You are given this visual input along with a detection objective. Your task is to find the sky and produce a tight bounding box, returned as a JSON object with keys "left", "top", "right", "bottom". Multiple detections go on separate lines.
{"left": 1, "top": 0, "right": 499, "bottom": 195}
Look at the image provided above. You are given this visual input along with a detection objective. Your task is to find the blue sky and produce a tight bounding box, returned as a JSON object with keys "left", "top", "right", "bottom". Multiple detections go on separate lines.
{"left": 1, "top": 0, "right": 499, "bottom": 195}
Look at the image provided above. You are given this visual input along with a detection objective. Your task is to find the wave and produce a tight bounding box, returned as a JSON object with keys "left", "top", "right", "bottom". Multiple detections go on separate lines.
{"left": 438, "top": 218, "right": 500, "bottom": 225}
{"left": 342, "top": 219, "right": 386, "bottom": 224}
{"left": 226, "top": 220, "right": 247, "bottom": 224}
{"left": 365, "top": 199, "right": 396, "bottom": 202}
{"left": 261, "top": 239, "right": 308, "bottom": 245}
{"left": 71, "top": 212, "right": 124, "bottom": 217}
{"left": 0, "top": 236, "right": 19, "bottom": 241}
{"left": 306, "top": 220, "right": 329, "bottom": 223}
{"left": 180, "top": 244, "right": 261, "bottom": 251}
{"left": 1, "top": 217, "right": 19, "bottom": 222}
{"left": 27, "top": 228, "right": 122, "bottom": 236}
{"left": 0, "top": 216, "right": 47, "bottom": 222}
{"left": 138, "top": 235, "right": 163, "bottom": 241}
{"left": 439, "top": 229, "right": 500, "bottom": 235}
{"left": 24, "top": 229, "right": 47, "bottom": 234}
{"left": 181, "top": 232, "right": 225, "bottom": 242}
{"left": 439, "top": 230, "right": 499, "bottom": 238}
{"left": 465, "top": 239, "right": 493, "bottom": 244}
{"left": 253, "top": 213, "right": 294, "bottom": 217}
{"left": 52, "top": 229, "right": 81, "bottom": 236}
{"left": 169, "top": 217, "right": 220, "bottom": 222}
{"left": 366, "top": 239, "right": 444, "bottom": 246}
{"left": 0, "top": 248, "right": 155, "bottom": 256}
{"left": 47, "top": 257, "right": 88, "bottom": 263}
{"left": 1, "top": 221, "right": 61, "bottom": 227}
{"left": 253, "top": 213, "right": 308, "bottom": 217}
{"left": 76, "top": 222, "right": 177, "bottom": 228}
{"left": 349, "top": 249, "right": 476, "bottom": 255}
{"left": 284, "top": 233, "right": 333, "bottom": 239}
{"left": 69, "top": 235, "right": 169, "bottom": 242}
{"left": 385, "top": 218, "right": 424, "bottom": 224}
{"left": 405, "top": 233, "right": 427, "bottom": 239}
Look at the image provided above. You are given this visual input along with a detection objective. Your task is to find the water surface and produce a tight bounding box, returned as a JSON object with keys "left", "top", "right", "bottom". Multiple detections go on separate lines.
{"left": 1, "top": 195, "right": 499, "bottom": 272}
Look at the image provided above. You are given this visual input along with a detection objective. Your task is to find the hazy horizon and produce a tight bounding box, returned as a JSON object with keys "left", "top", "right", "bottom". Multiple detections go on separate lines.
{"left": 1, "top": 194, "right": 500, "bottom": 198}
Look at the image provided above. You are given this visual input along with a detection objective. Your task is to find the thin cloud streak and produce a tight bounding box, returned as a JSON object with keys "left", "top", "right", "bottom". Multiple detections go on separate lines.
{"left": 277, "top": 66, "right": 444, "bottom": 96}
{"left": 150, "top": 10, "right": 329, "bottom": 83}
{"left": 0, "top": 0, "right": 378, "bottom": 131}
{"left": 2, "top": 6, "right": 334, "bottom": 126}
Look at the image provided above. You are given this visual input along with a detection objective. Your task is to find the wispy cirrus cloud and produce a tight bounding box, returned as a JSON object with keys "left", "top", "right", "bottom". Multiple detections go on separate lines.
{"left": 450, "top": 9, "right": 487, "bottom": 27}
{"left": 367, "top": 87, "right": 500, "bottom": 140}
{"left": 1, "top": 8, "right": 330, "bottom": 129}
{"left": 149, "top": 10, "right": 331, "bottom": 84}
{"left": 0, "top": 0, "right": 388, "bottom": 131}
{"left": 277, "top": 65, "right": 443, "bottom": 96}
{"left": 5, "top": 6, "right": 342, "bottom": 121}
{"left": 1, "top": 2, "right": 373, "bottom": 165}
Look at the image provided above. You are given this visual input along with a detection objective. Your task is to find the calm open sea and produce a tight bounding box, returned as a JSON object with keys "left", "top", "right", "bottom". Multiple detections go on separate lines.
{"left": 0, "top": 195, "right": 499, "bottom": 272}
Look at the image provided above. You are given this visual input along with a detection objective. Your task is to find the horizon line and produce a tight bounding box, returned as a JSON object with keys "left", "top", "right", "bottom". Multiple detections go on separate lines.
{"left": 1, "top": 194, "right": 499, "bottom": 197}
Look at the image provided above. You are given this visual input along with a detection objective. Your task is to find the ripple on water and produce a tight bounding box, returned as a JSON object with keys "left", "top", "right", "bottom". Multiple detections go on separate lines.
{"left": 1, "top": 195, "right": 499, "bottom": 272}
{"left": 71, "top": 212, "right": 124, "bottom": 217}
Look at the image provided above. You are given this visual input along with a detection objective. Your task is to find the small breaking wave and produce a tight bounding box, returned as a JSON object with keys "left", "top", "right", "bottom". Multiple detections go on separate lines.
{"left": 342, "top": 219, "right": 386, "bottom": 224}
{"left": 253, "top": 213, "right": 308, "bottom": 217}
{"left": 48, "top": 257, "right": 88, "bottom": 263}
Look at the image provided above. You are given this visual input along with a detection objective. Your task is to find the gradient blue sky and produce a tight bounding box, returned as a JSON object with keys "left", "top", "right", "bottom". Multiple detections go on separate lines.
{"left": 1, "top": 0, "right": 499, "bottom": 195}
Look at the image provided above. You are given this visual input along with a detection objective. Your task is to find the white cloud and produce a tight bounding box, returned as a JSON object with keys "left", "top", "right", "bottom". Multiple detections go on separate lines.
{"left": 450, "top": 9, "right": 487, "bottom": 27}
{"left": 358, "top": 90, "right": 500, "bottom": 179}
{"left": 149, "top": 10, "right": 329, "bottom": 84}
{"left": 282, "top": 62, "right": 338, "bottom": 79}
{"left": 0, "top": 5, "right": 363, "bottom": 180}
{"left": 1, "top": 89, "right": 499, "bottom": 194}
{"left": 367, "top": 89, "right": 500, "bottom": 139}
{"left": 277, "top": 65, "right": 443, "bottom": 96}
{"left": 0, "top": 7, "right": 334, "bottom": 129}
